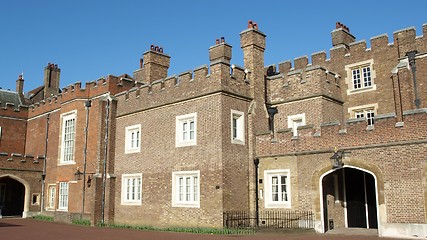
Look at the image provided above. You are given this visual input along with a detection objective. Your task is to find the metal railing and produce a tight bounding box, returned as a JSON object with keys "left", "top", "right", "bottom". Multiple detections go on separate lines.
{"left": 223, "top": 210, "right": 314, "bottom": 229}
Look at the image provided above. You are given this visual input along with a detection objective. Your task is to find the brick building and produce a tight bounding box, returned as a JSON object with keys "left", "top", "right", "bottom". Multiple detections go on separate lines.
{"left": 0, "top": 21, "right": 426, "bottom": 239}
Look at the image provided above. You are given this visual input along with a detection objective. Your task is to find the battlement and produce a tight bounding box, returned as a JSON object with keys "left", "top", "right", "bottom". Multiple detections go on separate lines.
{"left": 268, "top": 22, "right": 426, "bottom": 78}
{"left": 117, "top": 57, "right": 249, "bottom": 116}
{"left": 0, "top": 102, "right": 29, "bottom": 118}
{"left": 28, "top": 74, "right": 136, "bottom": 117}
{"left": 266, "top": 63, "right": 342, "bottom": 104}
{"left": 0, "top": 152, "right": 43, "bottom": 171}
{"left": 256, "top": 109, "right": 427, "bottom": 157}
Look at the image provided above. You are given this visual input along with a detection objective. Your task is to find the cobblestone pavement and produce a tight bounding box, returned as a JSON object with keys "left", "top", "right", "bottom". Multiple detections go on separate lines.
{"left": 0, "top": 218, "right": 402, "bottom": 240}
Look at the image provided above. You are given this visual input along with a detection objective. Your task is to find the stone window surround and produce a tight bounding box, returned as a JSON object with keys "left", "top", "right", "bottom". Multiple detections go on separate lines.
{"left": 231, "top": 109, "right": 245, "bottom": 145}
{"left": 171, "top": 170, "right": 200, "bottom": 208}
{"left": 287, "top": 113, "right": 306, "bottom": 137}
{"left": 125, "top": 124, "right": 141, "bottom": 154}
{"left": 264, "top": 169, "right": 291, "bottom": 209}
{"left": 175, "top": 112, "right": 197, "bottom": 147}
{"left": 59, "top": 110, "right": 77, "bottom": 165}
{"left": 121, "top": 173, "right": 142, "bottom": 205}
{"left": 345, "top": 59, "right": 377, "bottom": 95}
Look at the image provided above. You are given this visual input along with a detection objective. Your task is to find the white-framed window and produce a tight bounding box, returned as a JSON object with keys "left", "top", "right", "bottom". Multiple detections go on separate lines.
{"left": 125, "top": 124, "right": 141, "bottom": 154}
{"left": 231, "top": 110, "right": 245, "bottom": 144}
{"left": 121, "top": 173, "right": 142, "bottom": 205}
{"left": 345, "top": 59, "right": 376, "bottom": 95}
{"left": 58, "top": 182, "right": 69, "bottom": 211}
{"left": 172, "top": 171, "right": 200, "bottom": 208}
{"left": 176, "top": 113, "right": 197, "bottom": 147}
{"left": 264, "top": 169, "right": 291, "bottom": 208}
{"left": 47, "top": 185, "right": 56, "bottom": 210}
{"left": 349, "top": 104, "right": 377, "bottom": 126}
{"left": 60, "top": 111, "right": 76, "bottom": 164}
{"left": 287, "top": 113, "right": 306, "bottom": 137}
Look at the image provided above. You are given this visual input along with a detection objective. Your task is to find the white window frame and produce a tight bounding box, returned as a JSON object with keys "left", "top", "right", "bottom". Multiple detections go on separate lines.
{"left": 175, "top": 113, "right": 197, "bottom": 147}
{"left": 172, "top": 170, "right": 200, "bottom": 208}
{"left": 121, "top": 173, "right": 142, "bottom": 205}
{"left": 287, "top": 113, "right": 306, "bottom": 137}
{"left": 125, "top": 124, "right": 141, "bottom": 154}
{"left": 264, "top": 169, "right": 291, "bottom": 208}
{"left": 58, "top": 182, "right": 69, "bottom": 211}
{"left": 47, "top": 184, "right": 56, "bottom": 210}
{"left": 348, "top": 104, "right": 377, "bottom": 126}
{"left": 231, "top": 110, "right": 245, "bottom": 145}
{"left": 60, "top": 111, "right": 77, "bottom": 165}
{"left": 345, "top": 59, "right": 376, "bottom": 95}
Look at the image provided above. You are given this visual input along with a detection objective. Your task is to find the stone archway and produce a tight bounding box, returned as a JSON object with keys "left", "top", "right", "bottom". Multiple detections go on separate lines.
{"left": 0, "top": 174, "right": 30, "bottom": 218}
{"left": 320, "top": 166, "right": 378, "bottom": 232}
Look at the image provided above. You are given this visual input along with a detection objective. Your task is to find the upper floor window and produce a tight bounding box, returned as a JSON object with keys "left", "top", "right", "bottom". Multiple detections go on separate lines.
{"left": 176, "top": 113, "right": 197, "bottom": 147}
{"left": 125, "top": 124, "right": 141, "bottom": 154}
{"left": 345, "top": 59, "right": 376, "bottom": 95}
{"left": 231, "top": 110, "right": 245, "bottom": 144}
{"left": 352, "top": 66, "right": 371, "bottom": 89}
{"left": 349, "top": 104, "right": 377, "bottom": 126}
{"left": 60, "top": 111, "right": 76, "bottom": 164}
{"left": 287, "top": 113, "right": 306, "bottom": 137}
{"left": 121, "top": 173, "right": 142, "bottom": 205}
{"left": 264, "top": 169, "right": 291, "bottom": 208}
{"left": 172, "top": 170, "right": 200, "bottom": 208}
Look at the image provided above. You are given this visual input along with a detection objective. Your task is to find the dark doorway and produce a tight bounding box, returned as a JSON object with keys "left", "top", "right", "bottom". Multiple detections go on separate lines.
{"left": 0, "top": 177, "right": 25, "bottom": 217}
{"left": 322, "top": 167, "right": 378, "bottom": 231}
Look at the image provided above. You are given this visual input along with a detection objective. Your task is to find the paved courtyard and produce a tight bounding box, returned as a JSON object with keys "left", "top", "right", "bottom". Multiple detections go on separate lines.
{"left": 0, "top": 218, "right": 401, "bottom": 240}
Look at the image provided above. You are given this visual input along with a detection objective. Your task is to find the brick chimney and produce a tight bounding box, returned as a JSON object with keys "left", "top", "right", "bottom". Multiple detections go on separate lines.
{"left": 141, "top": 45, "right": 170, "bottom": 84}
{"left": 16, "top": 74, "right": 25, "bottom": 103}
{"left": 209, "top": 37, "right": 232, "bottom": 81}
{"left": 331, "top": 22, "right": 355, "bottom": 48}
{"left": 240, "top": 20, "right": 268, "bottom": 132}
{"left": 43, "top": 63, "right": 61, "bottom": 98}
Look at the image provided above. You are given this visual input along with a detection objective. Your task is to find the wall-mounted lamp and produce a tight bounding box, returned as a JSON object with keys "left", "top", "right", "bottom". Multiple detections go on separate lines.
{"left": 330, "top": 148, "right": 344, "bottom": 169}
{"left": 74, "top": 168, "right": 83, "bottom": 181}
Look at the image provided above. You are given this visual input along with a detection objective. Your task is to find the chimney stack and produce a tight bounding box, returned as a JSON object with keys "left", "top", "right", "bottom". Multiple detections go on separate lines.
{"left": 16, "top": 74, "right": 25, "bottom": 103}
{"left": 43, "top": 63, "right": 61, "bottom": 98}
{"left": 331, "top": 22, "right": 356, "bottom": 48}
{"left": 141, "top": 45, "right": 170, "bottom": 84}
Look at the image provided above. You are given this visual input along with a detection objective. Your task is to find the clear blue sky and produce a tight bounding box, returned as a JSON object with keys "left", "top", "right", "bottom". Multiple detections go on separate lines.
{"left": 1, "top": 0, "right": 426, "bottom": 93}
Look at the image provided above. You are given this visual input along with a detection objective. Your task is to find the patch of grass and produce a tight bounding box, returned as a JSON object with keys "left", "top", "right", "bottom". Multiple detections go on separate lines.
{"left": 32, "top": 215, "right": 54, "bottom": 222}
{"left": 72, "top": 219, "right": 91, "bottom": 226}
{"left": 97, "top": 223, "right": 254, "bottom": 235}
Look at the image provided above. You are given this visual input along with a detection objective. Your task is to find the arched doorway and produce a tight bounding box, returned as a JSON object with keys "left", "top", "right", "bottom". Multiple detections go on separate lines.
{"left": 321, "top": 167, "right": 378, "bottom": 232}
{"left": 0, "top": 176, "right": 26, "bottom": 217}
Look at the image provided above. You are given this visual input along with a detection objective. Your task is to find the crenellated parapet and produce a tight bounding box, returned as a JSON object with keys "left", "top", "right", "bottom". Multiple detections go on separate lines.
{"left": 117, "top": 61, "right": 250, "bottom": 117}
{"left": 265, "top": 22, "right": 426, "bottom": 105}
{"left": 256, "top": 109, "right": 427, "bottom": 157}
{"left": 0, "top": 152, "right": 43, "bottom": 172}
{"left": 116, "top": 38, "right": 251, "bottom": 116}
{"left": 0, "top": 102, "right": 29, "bottom": 119}
{"left": 28, "top": 74, "right": 136, "bottom": 117}
{"left": 266, "top": 63, "right": 342, "bottom": 104}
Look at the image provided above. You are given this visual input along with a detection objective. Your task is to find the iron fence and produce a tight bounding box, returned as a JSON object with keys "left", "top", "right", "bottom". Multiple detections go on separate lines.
{"left": 223, "top": 210, "right": 315, "bottom": 229}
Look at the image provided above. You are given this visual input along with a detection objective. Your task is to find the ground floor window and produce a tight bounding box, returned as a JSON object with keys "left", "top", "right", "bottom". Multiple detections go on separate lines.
{"left": 172, "top": 171, "right": 200, "bottom": 208}
{"left": 121, "top": 173, "right": 142, "bottom": 205}
{"left": 58, "top": 182, "right": 69, "bottom": 211}
{"left": 47, "top": 185, "right": 56, "bottom": 210}
{"left": 264, "top": 169, "right": 291, "bottom": 208}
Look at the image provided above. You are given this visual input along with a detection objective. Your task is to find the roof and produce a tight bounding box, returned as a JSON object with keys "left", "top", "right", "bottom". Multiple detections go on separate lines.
{"left": 0, "top": 89, "right": 22, "bottom": 107}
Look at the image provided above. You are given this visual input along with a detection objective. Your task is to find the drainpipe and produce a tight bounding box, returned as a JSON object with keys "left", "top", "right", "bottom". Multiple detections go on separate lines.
{"left": 253, "top": 158, "right": 260, "bottom": 227}
{"left": 81, "top": 100, "right": 91, "bottom": 219}
{"left": 101, "top": 95, "right": 111, "bottom": 224}
{"left": 406, "top": 51, "right": 420, "bottom": 108}
{"left": 40, "top": 113, "right": 50, "bottom": 212}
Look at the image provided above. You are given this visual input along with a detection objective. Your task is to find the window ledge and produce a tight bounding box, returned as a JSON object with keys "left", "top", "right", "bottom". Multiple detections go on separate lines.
{"left": 172, "top": 203, "right": 200, "bottom": 208}
{"left": 58, "top": 161, "right": 76, "bottom": 166}
{"left": 347, "top": 84, "right": 377, "bottom": 95}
